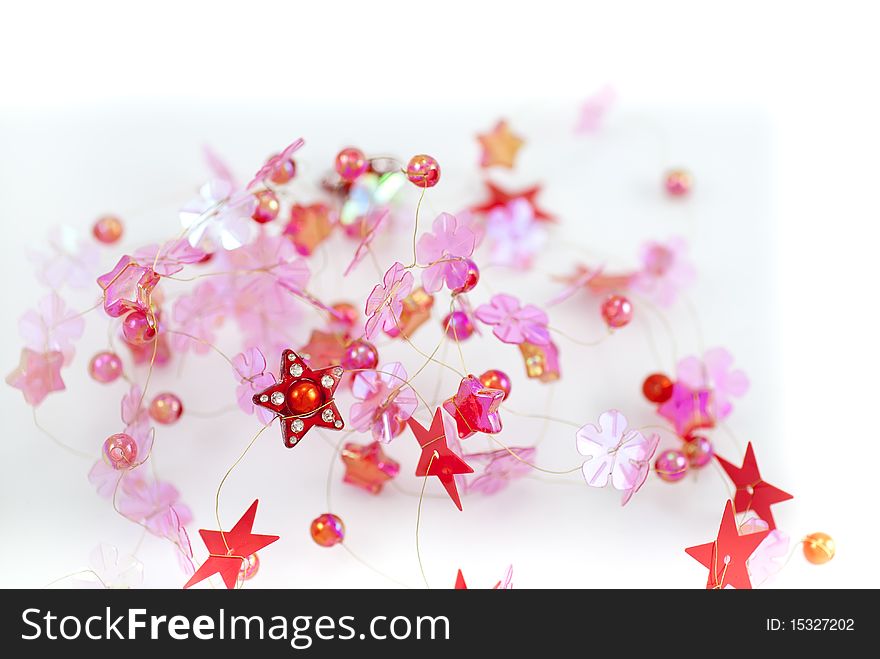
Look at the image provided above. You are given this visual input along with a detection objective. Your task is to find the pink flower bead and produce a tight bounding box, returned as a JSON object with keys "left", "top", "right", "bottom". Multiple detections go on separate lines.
{"left": 601, "top": 294, "right": 633, "bottom": 329}
{"left": 406, "top": 154, "right": 441, "bottom": 188}
{"left": 335, "top": 147, "right": 368, "bottom": 182}
{"left": 342, "top": 339, "right": 379, "bottom": 371}
{"left": 121, "top": 310, "right": 156, "bottom": 345}
{"left": 442, "top": 311, "right": 475, "bottom": 340}
{"left": 88, "top": 351, "right": 123, "bottom": 383}
{"left": 654, "top": 449, "right": 688, "bottom": 482}
{"left": 103, "top": 433, "right": 138, "bottom": 470}
{"left": 149, "top": 392, "right": 183, "bottom": 425}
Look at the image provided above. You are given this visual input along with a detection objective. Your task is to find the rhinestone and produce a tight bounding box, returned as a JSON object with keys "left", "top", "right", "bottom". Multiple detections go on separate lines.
{"left": 321, "top": 375, "right": 334, "bottom": 388}
{"left": 288, "top": 353, "right": 296, "bottom": 361}
{"left": 321, "top": 408, "right": 334, "bottom": 423}
{"left": 334, "top": 420, "right": 343, "bottom": 428}
{"left": 291, "top": 419, "right": 304, "bottom": 433}
{"left": 270, "top": 392, "right": 285, "bottom": 406}
{"left": 259, "top": 394, "right": 269, "bottom": 403}
{"left": 289, "top": 363, "right": 303, "bottom": 377}
{"left": 332, "top": 367, "right": 343, "bottom": 377}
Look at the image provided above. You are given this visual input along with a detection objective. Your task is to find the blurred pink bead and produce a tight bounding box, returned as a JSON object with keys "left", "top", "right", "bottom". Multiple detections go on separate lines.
{"left": 406, "top": 154, "right": 441, "bottom": 188}
{"left": 452, "top": 258, "right": 480, "bottom": 294}
{"left": 335, "top": 147, "right": 368, "bottom": 182}
{"left": 330, "top": 302, "right": 359, "bottom": 332}
{"left": 149, "top": 392, "right": 183, "bottom": 425}
{"left": 269, "top": 158, "right": 297, "bottom": 185}
{"left": 684, "top": 435, "right": 713, "bottom": 468}
{"left": 103, "top": 433, "right": 138, "bottom": 470}
{"left": 239, "top": 553, "right": 260, "bottom": 581}
{"left": 121, "top": 310, "right": 156, "bottom": 345}
{"left": 442, "top": 311, "right": 474, "bottom": 340}
{"left": 251, "top": 189, "right": 280, "bottom": 224}
{"left": 92, "top": 215, "right": 124, "bottom": 244}
{"left": 341, "top": 339, "right": 379, "bottom": 371}
{"left": 665, "top": 169, "right": 693, "bottom": 197}
{"left": 88, "top": 351, "right": 123, "bottom": 383}
{"left": 654, "top": 449, "right": 688, "bottom": 482}
{"left": 601, "top": 294, "right": 633, "bottom": 329}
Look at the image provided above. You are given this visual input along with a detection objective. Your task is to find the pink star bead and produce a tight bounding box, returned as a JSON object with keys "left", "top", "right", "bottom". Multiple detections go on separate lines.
{"left": 97, "top": 255, "right": 160, "bottom": 318}
{"left": 442, "top": 375, "right": 504, "bottom": 439}
{"left": 6, "top": 348, "right": 66, "bottom": 406}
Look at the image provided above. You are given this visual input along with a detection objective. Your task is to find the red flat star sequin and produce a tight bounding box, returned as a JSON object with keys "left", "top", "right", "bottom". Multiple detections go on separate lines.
{"left": 454, "top": 569, "right": 468, "bottom": 589}
{"left": 685, "top": 500, "right": 768, "bottom": 589}
{"left": 184, "top": 500, "right": 279, "bottom": 589}
{"left": 471, "top": 180, "right": 554, "bottom": 223}
{"left": 442, "top": 375, "right": 504, "bottom": 439}
{"left": 715, "top": 442, "right": 792, "bottom": 530}
{"left": 408, "top": 408, "right": 473, "bottom": 511}
{"left": 253, "top": 349, "right": 345, "bottom": 448}
{"left": 341, "top": 441, "right": 400, "bottom": 494}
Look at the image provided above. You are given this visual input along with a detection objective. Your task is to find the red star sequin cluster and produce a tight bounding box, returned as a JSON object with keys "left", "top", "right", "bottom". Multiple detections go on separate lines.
{"left": 716, "top": 442, "right": 792, "bottom": 530}
{"left": 409, "top": 408, "right": 473, "bottom": 510}
{"left": 253, "top": 349, "right": 345, "bottom": 448}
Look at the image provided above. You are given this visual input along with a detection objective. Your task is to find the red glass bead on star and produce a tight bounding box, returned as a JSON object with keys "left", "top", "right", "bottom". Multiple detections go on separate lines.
{"left": 252, "top": 349, "right": 345, "bottom": 448}
{"left": 406, "top": 154, "right": 441, "bottom": 188}
{"left": 442, "top": 375, "right": 504, "bottom": 439}
{"left": 310, "top": 513, "right": 345, "bottom": 547}
{"left": 642, "top": 373, "right": 673, "bottom": 403}
{"left": 251, "top": 189, "right": 280, "bottom": 223}
{"left": 121, "top": 310, "right": 156, "bottom": 345}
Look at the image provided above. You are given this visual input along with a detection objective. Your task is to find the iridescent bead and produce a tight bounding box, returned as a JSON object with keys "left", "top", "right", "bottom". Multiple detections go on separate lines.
{"left": 335, "top": 147, "right": 368, "bottom": 182}
{"left": 406, "top": 154, "right": 441, "bottom": 188}
{"left": 452, "top": 258, "right": 480, "bottom": 294}
{"left": 642, "top": 373, "right": 673, "bottom": 403}
{"left": 654, "top": 449, "right": 688, "bottom": 482}
{"left": 341, "top": 339, "right": 378, "bottom": 371}
{"left": 88, "top": 351, "right": 123, "bottom": 384}
{"left": 121, "top": 310, "right": 156, "bottom": 345}
{"left": 802, "top": 532, "right": 835, "bottom": 565}
{"left": 92, "top": 215, "right": 124, "bottom": 244}
{"left": 683, "top": 435, "right": 713, "bottom": 468}
{"left": 251, "top": 189, "right": 280, "bottom": 223}
{"left": 287, "top": 380, "right": 324, "bottom": 416}
{"left": 310, "top": 513, "right": 345, "bottom": 547}
{"left": 665, "top": 169, "right": 693, "bottom": 197}
{"left": 103, "top": 433, "right": 138, "bottom": 470}
{"left": 479, "top": 369, "right": 511, "bottom": 400}
{"left": 269, "top": 157, "right": 297, "bottom": 184}
{"left": 238, "top": 553, "right": 260, "bottom": 580}
{"left": 149, "top": 392, "right": 183, "bottom": 425}
{"left": 442, "top": 311, "right": 474, "bottom": 340}
{"left": 601, "top": 294, "right": 633, "bottom": 329}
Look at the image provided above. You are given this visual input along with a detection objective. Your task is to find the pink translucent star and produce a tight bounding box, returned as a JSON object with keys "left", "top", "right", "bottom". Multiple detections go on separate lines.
{"left": 442, "top": 375, "right": 504, "bottom": 439}
{"left": 6, "top": 348, "right": 65, "bottom": 406}
{"left": 97, "top": 255, "right": 160, "bottom": 318}
{"left": 18, "top": 292, "right": 85, "bottom": 365}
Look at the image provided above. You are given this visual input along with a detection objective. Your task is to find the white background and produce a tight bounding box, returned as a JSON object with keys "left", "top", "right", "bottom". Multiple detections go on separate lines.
{"left": 0, "top": 0, "right": 877, "bottom": 588}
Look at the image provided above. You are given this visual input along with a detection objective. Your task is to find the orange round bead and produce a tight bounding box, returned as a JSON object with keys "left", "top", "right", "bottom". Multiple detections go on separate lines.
{"left": 93, "top": 215, "right": 124, "bottom": 244}
{"left": 479, "top": 369, "right": 511, "bottom": 400}
{"left": 803, "top": 532, "right": 835, "bottom": 565}
{"left": 310, "top": 513, "right": 344, "bottom": 547}
{"left": 643, "top": 373, "right": 674, "bottom": 403}
{"left": 287, "top": 379, "right": 323, "bottom": 415}
{"left": 149, "top": 392, "right": 183, "bottom": 425}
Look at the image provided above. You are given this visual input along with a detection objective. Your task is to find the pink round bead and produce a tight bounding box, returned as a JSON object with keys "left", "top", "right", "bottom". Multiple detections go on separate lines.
{"left": 442, "top": 311, "right": 474, "bottom": 340}
{"left": 341, "top": 339, "right": 379, "bottom": 371}
{"left": 479, "top": 369, "right": 512, "bottom": 400}
{"left": 335, "top": 147, "right": 368, "bottom": 182}
{"left": 92, "top": 215, "right": 124, "bottom": 244}
{"left": 251, "top": 189, "right": 280, "bottom": 224}
{"left": 655, "top": 449, "right": 688, "bottom": 482}
{"left": 310, "top": 513, "right": 345, "bottom": 547}
{"left": 88, "top": 351, "right": 123, "bottom": 383}
{"left": 103, "top": 433, "right": 138, "bottom": 470}
{"left": 406, "top": 154, "right": 441, "bottom": 188}
{"left": 121, "top": 310, "right": 156, "bottom": 345}
{"left": 269, "top": 158, "right": 297, "bottom": 185}
{"left": 684, "top": 435, "right": 713, "bottom": 468}
{"left": 665, "top": 169, "right": 693, "bottom": 197}
{"left": 238, "top": 553, "right": 260, "bottom": 581}
{"left": 149, "top": 392, "right": 183, "bottom": 425}
{"left": 452, "top": 258, "right": 480, "bottom": 294}
{"left": 601, "top": 294, "right": 633, "bottom": 329}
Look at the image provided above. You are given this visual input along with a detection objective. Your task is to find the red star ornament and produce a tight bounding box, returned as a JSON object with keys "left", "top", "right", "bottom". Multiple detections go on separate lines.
{"left": 471, "top": 180, "right": 555, "bottom": 223}
{"left": 184, "top": 500, "right": 279, "bottom": 589}
{"left": 408, "top": 408, "right": 473, "bottom": 511}
{"left": 685, "top": 500, "right": 768, "bottom": 590}
{"left": 715, "top": 442, "right": 792, "bottom": 530}
{"left": 253, "top": 349, "right": 345, "bottom": 448}
{"left": 442, "top": 374, "right": 504, "bottom": 439}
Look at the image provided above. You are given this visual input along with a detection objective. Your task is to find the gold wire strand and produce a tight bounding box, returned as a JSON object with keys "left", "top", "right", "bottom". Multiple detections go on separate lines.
{"left": 547, "top": 324, "right": 610, "bottom": 347}
{"left": 407, "top": 184, "right": 428, "bottom": 268}
{"left": 44, "top": 569, "right": 108, "bottom": 589}
{"left": 501, "top": 404, "right": 582, "bottom": 429}
{"left": 487, "top": 435, "right": 582, "bottom": 475}
{"left": 415, "top": 451, "right": 437, "bottom": 589}
{"left": 32, "top": 407, "right": 92, "bottom": 459}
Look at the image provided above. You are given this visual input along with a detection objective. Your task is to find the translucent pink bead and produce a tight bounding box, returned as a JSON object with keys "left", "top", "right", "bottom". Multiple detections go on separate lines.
{"left": 684, "top": 435, "right": 713, "bottom": 468}
{"left": 452, "top": 258, "right": 480, "bottom": 294}
{"left": 341, "top": 339, "right": 379, "bottom": 371}
{"left": 269, "top": 158, "right": 297, "bottom": 185}
{"left": 121, "top": 310, "right": 156, "bottom": 345}
{"left": 442, "top": 311, "right": 474, "bottom": 340}
{"left": 251, "top": 189, "right": 280, "bottom": 224}
{"left": 601, "top": 294, "right": 633, "bottom": 329}
{"left": 103, "top": 433, "right": 138, "bottom": 470}
{"left": 149, "top": 392, "right": 183, "bottom": 425}
{"left": 335, "top": 147, "right": 368, "bottom": 182}
{"left": 655, "top": 449, "right": 688, "bottom": 482}
{"left": 665, "top": 169, "right": 693, "bottom": 197}
{"left": 406, "top": 154, "right": 441, "bottom": 188}
{"left": 88, "top": 351, "right": 123, "bottom": 383}
{"left": 92, "top": 215, "right": 124, "bottom": 244}
{"left": 238, "top": 553, "right": 260, "bottom": 581}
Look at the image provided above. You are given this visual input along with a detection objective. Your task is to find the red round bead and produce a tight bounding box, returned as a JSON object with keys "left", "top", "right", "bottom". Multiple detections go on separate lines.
{"left": 479, "top": 369, "right": 511, "bottom": 400}
{"left": 335, "top": 148, "right": 368, "bottom": 182}
{"left": 406, "top": 154, "right": 441, "bottom": 188}
{"left": 642, "top": 373, "right": 673, "bottom": 403}
{"left": 287, "top": 379, "right": 324, "bottom": 415}
{"left": 252, "top": 189, "right": 280, "bottom": 224}
{"left": 442, "top": 311, "right": 474, "bottom": 340}
{"left": 269, "top": 158, "right": 296, "bottom": 185}
{"left": 452, "top": 258, "right": 480, "bottom": 294}
{"left": 121, "top": 310, "right": 156, "bottom": 345}
{"left": 342, "top": 339, "right": 379, "bottom": 371}
{"left": 601, "top": 294, "right": 633, "bottom": 329}
{"left": 310, "top": 513, "right": 345, "bottom": 547}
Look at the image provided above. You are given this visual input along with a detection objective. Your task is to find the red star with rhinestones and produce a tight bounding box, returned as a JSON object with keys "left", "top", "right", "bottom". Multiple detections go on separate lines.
{"left": 685, "top": 500, "right": 768, "bottom": 589}
{"left": 253, "top": 349, "right": 345, "bottom": 448}
{"left": 471, "top": 180, "right": 555, "bottom": 222}
{"left": 408, "top": 408, "right": 473, "bottom": 511}
{"left": 715, "top": 442, "right": 792, "bottom": 530}
{"left": 184, "top": 500, "right": 279, "bottom": 589}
